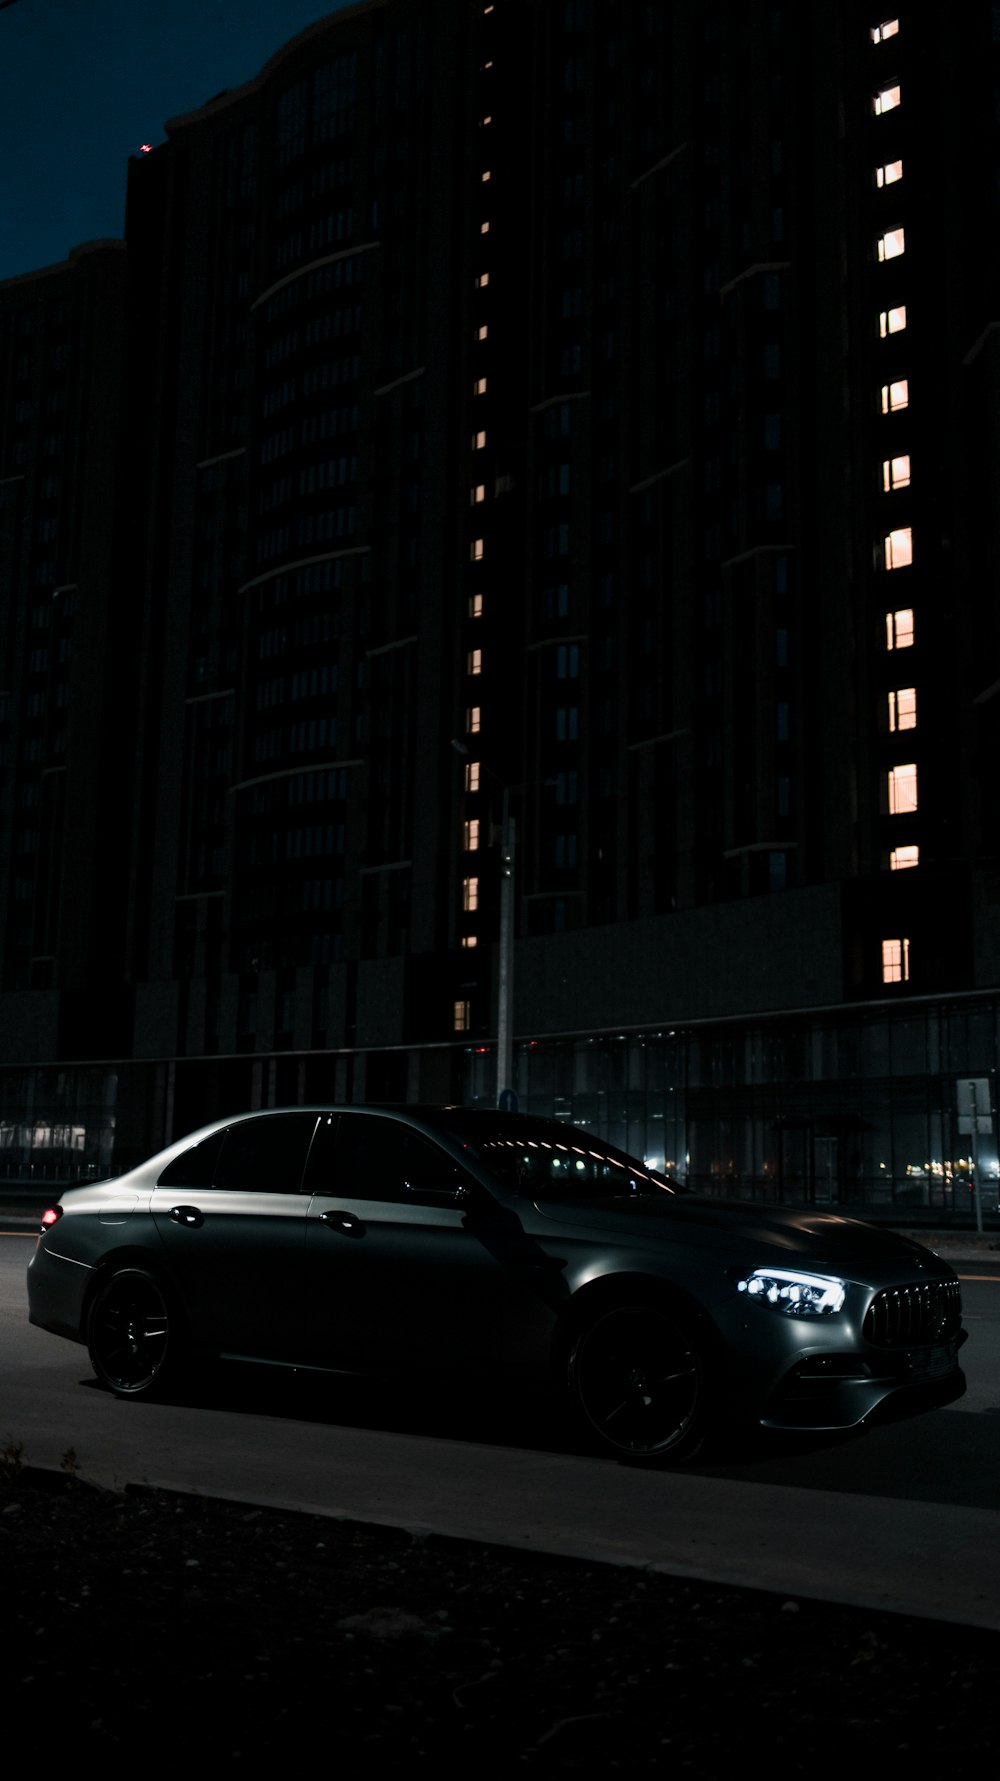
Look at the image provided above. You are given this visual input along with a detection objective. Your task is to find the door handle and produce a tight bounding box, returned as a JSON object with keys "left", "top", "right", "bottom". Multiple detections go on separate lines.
{"left": 169, "top": 1204, "right": 204, "bottom": 1228}
{"left": 319, "top": 1208, "right": 366, "bottom": 1237}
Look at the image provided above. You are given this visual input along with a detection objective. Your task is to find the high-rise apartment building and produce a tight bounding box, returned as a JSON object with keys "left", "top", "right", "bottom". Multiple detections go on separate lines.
{"left": 0, "top": 241, "right": 140, "bottom": 1038}
{"left": 3, "top": 2, "right": 1000, "bottom": 1211}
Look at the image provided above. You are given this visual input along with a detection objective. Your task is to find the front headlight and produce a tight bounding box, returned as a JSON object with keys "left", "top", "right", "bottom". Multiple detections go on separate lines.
{"left": 736, "top": 1268, "right": 847, "bottom": 1316}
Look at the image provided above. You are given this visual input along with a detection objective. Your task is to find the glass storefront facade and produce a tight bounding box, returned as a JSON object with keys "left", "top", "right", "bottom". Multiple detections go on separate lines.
{"left": 463, "top": 994, "right": 1000, "bottom": 1221}
{"left": 2, "top": 991, "right": 998, "bottom": 1224}
{"left": 0, "top": 1065, "right": 119, "bottom": 1187}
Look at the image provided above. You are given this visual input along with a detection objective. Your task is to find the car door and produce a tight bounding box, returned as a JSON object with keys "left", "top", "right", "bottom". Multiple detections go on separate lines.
{"left": 149, "top": 1111, "right": 318, "bottom": 1361}
{"left": 302, "top": 1112, "right": 541, "bottom": 1375}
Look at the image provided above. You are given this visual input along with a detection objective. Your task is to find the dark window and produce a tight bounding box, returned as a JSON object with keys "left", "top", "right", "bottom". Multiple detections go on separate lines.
{"left": 304, "top": 1113, "right": 469, "bottom": 1203}
{"left": 214, "top": 1113, "right": 319, "bottom": 1192}
{"left": 160, "top": 1114, "right": 319, "bottom": 1191}
{"left": 158, "top": 1128, "right": 227, "bottom": 1189}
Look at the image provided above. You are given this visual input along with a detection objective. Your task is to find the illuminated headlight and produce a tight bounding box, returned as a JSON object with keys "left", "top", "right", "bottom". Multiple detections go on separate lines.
{"left": 736, "top": 1268, "right": 847, "bottom": 1316}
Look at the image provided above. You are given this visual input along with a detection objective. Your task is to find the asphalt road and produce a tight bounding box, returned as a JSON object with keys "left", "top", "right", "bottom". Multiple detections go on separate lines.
{"left": 3, "top": 1225, "right": 1000, "bottom": 1631}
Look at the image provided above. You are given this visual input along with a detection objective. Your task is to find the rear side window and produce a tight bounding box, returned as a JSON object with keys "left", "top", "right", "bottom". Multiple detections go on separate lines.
{"left": 158, "top": 1128, "right": 227, "bottom": 1189}
{"left": 158, "top": 1114, "right": 319, "bottom": 1193}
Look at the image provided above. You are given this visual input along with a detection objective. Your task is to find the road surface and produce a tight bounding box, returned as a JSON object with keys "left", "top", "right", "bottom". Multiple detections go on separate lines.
{"left": 2, "top": 1229, "right": 999, "bottom": 1629}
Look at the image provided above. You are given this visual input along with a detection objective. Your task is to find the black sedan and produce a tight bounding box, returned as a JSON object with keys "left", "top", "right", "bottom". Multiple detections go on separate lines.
{"left": 27, "top": 1105, "right": 967, "bottom": 1463}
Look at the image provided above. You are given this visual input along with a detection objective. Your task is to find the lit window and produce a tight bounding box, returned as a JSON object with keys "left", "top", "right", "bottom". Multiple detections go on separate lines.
{"left": 468, "top": 648, "right": 482, "bottom": 675}
{"left": 877, "top": 226, "right": 905, "bottom": 261}
{"left": 472, "top": 484, "right": 486, "bottom": 504}
{"left": 461, "top": 934, "right": 478, "bottom": 948}
{"left": 875, "top": 160, "right": 903, "bottom": 187}
{"left": 881, "top": 379, "right": 909, "bottom": 412}
{"left": 890, "top": 845, "right": 919, "bottom": 871}
{"left": 882, "top": 454, "right": 910, "bottom": 490}
{"left": 888, "top": 762, "right": 918, "bottom": 814}
{"left": 482, "top": 170, "right": 491, "bottom": 182}
{"left": 453, "top": 999, "right": 471, "bottom": 1031}
{"left": 481, "top": 115, "right": 492, "bottom": 126}
{"left": 888, "top": 687, "right": 916, "bottom": 730}
{"left": 471, "top": 537, "right": 484, "bottom": 560}
{"left": 474, "top": 377, "right": 488, "bottom": 395}
{"left": 879, "top": 306, "right": 906, "bottom": 338}
{"left": 464, "top": 818, "right": 480, "bottom": 851}
{"left": 883, "top": 526, "right": 912, "bottom": 569}
{"left": 469, "top": 593, "right": 483, "bottom": 618}
{"left": 473, "top": 430, "right": 486, "bottom": 448}
{"left": 465, "top": 760, "right": 481, "bottom": 792}
{"left": 480, "top": 220, "right": 490, "bottom": 235}
{"left": 882, "top": 937, "right": 910, "bottom": 983}
{"left": 466, "top": 705, "right": 482, "bottom": 733}
{"left": 886, "top": 608, "right": 914, "bottom": 649}
{"left": 873, "top": 85, "right": 900, "bottom": 114}
{"left": 463, "top": 876, "right": 479, "bottom": 911}
{"left": 475, "top": 273, "right": 490, "bottom": 289}
{"left": 870, "top": 19, "right": 899, "bottom": 43}
{"left": 477, "top": 325, "right": 489, "bottom": 341}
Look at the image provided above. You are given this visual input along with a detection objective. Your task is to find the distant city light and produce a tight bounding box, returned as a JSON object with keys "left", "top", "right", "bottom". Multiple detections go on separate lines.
{"left": 139, "top": 144, "right": 153, "bottom": 155}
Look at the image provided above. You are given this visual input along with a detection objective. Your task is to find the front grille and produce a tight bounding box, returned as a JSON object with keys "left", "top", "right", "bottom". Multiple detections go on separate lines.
{"left": 863, "top": 1279, "right": 962, "bottom": 1349}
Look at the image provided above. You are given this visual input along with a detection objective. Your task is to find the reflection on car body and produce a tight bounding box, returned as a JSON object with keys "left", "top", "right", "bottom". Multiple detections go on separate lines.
{"left": 27, "top": 1105, "right": 968, "bottom": 1464}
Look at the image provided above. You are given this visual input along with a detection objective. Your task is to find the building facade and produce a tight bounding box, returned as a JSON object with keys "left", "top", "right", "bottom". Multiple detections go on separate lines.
{"left": 0, "top": 239, "right": 142, "bottom": 1048}
{"left": 2, "top": 1, "right": 1000, "bottom": 1217}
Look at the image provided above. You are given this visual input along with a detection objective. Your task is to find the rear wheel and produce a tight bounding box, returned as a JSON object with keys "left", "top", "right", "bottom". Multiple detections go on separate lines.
{"left": 568, "top": 1301, "right": 711, "bottom": 1464}
{"left": 87, "top": 1267, "right": 177, "bottom": 1399}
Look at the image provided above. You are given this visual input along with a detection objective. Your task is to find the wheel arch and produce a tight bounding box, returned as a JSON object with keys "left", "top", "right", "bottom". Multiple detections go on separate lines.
{"left": 81, "top": 1245, "right": 186, "bottom": 1334}
{"left": 550, "top": 1269, "right": 722, "bottom": 1383}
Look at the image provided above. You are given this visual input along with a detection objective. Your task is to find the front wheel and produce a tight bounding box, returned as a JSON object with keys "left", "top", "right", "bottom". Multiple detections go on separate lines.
{"left": 568, "top": 1301, "right": 712, "bottom": 1464}
{"left": 87, "top": 1267, "right": 177, "bottom": 1400}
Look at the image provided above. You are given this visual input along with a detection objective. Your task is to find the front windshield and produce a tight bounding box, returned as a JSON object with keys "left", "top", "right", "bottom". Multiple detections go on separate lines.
{"left": 418, "top": 1111, "right": 685, "bottom": 1202}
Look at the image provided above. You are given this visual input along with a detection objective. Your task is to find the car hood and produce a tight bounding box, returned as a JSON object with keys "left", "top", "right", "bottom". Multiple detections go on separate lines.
{"left": 530, "top": 1193, "right": 950, "bottom": 1271}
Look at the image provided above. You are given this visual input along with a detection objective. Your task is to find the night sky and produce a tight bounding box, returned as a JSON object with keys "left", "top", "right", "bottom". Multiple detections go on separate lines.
{"left": 0, "top": 0, "right": 355, "bottom": 285}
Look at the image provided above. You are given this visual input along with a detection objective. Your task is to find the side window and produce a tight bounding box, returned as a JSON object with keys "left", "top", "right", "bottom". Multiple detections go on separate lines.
{"left": 158, "top": 1128, "right": 227, "bottom": 1189}
{"left": 309, "top": 1114, "right": 470, "bottom": 1203}
{"left": 213, "top": 1113, "right": 319, "bottom": 1193}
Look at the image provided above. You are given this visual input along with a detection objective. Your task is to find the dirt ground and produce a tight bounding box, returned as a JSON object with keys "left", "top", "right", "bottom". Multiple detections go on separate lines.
{"left": 3, "top": 1461, "right": 998, "bottom": 1771}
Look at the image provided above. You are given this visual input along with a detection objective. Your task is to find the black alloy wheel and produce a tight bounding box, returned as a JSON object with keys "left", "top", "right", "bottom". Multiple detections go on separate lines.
{"left": 87, "top": 1267, "right": 174, "bottom": 1399}
{"left": 569, "top": 1301, "right": 709, "bottom": 1463}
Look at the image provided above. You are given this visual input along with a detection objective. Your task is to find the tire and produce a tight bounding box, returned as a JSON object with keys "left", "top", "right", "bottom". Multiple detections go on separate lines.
{"left": 86, "top": 1267, "right": 177, "bottom": 1400}
{"left": 568, "top": 1300, "right": 711, "bottom": 1464}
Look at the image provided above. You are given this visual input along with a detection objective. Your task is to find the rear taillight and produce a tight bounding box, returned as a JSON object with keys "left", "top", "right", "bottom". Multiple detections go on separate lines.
{"left": 39, "top": 1206, "right": 63, "bottom": 1233}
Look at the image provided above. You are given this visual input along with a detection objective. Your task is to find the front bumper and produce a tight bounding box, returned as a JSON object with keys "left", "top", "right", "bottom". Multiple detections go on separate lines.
{"left": 758, "top": 1330, "right": 967, "bottom": 1431}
